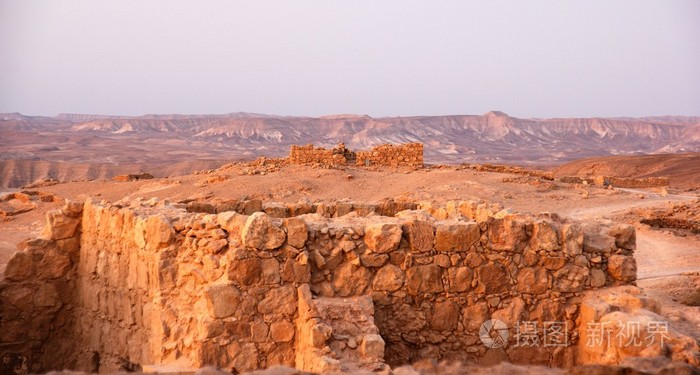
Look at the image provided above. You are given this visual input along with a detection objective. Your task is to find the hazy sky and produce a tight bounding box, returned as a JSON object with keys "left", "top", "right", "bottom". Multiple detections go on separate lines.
{"left": 1, "top": 1, "right": 699, "bottom": 118}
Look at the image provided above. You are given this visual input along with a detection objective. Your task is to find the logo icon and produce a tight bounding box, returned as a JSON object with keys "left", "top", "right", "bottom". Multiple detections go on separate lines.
{"left": 479, "top": 319, "right": 509, "bottom": 348}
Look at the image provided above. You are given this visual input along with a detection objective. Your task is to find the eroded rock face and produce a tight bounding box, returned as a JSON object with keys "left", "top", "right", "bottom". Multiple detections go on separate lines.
{"left": 477, "top": 263, "right": 510, "bottom": 294}
{"left": 283, "top": 217, "right": 308, "bottom": 248}
{"left": 332, "top": 262, "right": 373, "bottom": 297}
{"left": 406, "top": 265, "right": 443, "bottom": 295}
{"left": 373, "top": 264, "right": 405, "bottom": 292}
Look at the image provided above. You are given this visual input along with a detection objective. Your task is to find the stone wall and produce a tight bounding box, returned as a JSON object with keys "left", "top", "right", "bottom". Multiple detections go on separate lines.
{"left": 1, "top": 197, "right": 646, "bottom": 373}
{"left": 288, "top": 144, "right": 352, "bottom": 167}
{"left": 355, "top": 143, "right": 423, "bottom": 168}
{"left": 288, "top": 143, "right": 423, "bottom": 168}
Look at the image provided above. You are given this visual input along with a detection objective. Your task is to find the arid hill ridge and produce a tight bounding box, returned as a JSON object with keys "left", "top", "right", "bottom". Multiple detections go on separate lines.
{"left": 1, "top": 111, "right": 699, "bottom": 187}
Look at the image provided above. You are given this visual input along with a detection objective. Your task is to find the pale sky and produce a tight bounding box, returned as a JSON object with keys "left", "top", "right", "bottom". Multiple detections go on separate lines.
{"left": 1, "top": 0, "right": 699, "bottom": 118}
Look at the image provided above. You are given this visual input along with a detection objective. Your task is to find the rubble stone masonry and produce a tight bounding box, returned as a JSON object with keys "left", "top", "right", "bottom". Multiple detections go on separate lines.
{"left": 288, "top": 143, "right": 423, "bottom": 168}
{"left": 1, "top": 197, "right": 641, "bottom": 373}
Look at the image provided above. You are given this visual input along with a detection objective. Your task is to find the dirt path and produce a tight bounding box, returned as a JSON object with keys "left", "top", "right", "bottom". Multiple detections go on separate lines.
{"left": 561, "top": 189, "right": 700, "bottom": 279}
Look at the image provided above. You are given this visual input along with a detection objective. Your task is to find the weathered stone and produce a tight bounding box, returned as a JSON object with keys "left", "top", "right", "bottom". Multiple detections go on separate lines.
{"left": 516, "top": 267, "right": 548, "bottom": 294}
{"left": 281, "top": 258, "right": 311, "bottom": 283}
{"left": 229, "top": 257, "right": 262, "bottom": 286}
{"left": 583, "top": 229, "right": 616, "bottom": 253}
{"left": 373, "top": 264, "right": 405, "bottom": 292}
{"left": 205, "top": 284, "right": 242, "bottom": 318}
{"left": 492, "top": 297, "right": 525, "bottom": 327}
{"left": 264, "top": 202, "right": 289, "bottom": 218}
{"left": 447, "top": 267, "right": 473, "bottom": 293}
{"left": 434, "top": 221, "right": 480, "bottom": 252}
{"left": 267, "top": 342, "right": 295, "bottom": 367}
{"left": 42, "top": 210, "right": 80, "bottom": 240}
{"left": 217, "top": 211, "right": 248, "bottom": 246}
{"left": 430, "top": 301, "right": 460, "bottom": 331}
{"left": 364, "top": 223, "right": 402, "bottom": 253}
{"left": 402, "top": 220, "right": 434, "bottom": 253}
{"left": 406, "top": 265, "right": 443, "bottom": 295}
{"left": 39, "top": 248, "right": 71, "bottom": 279}
{"left": 270, "top": 320, "right": 295, "bottom": 342}
{"left": 4, "top": 251, "right": 33, "bottom": 281}
{"left": 360, "top": 334, "right": 385, "bottom": 360}
{"left": 607, "top": 255, "right": 637, "bottom": 282}
{"left": 145, "top": 214, "right": 174, "bottom": 250}
{"left": 283, "top": 217, "right": 308, "bottom": 248}
{"left": 530, "top": 220, "right": 560, "bottom": 251}
{"left": 487, "top": 216, "right": 528, "bottom": 252}
{"left": 590, "top": 268, "right": 606, "bottom": 287}
{"left": 554, "top": 265, "right": 590, "bottom": 292}
{"left": 205, "top": 238, "right": 228, "bottom": 254}
{"left": 562, "top": 224, "right": 583, "bottom": 256}
{"left": 608, "top": 224, "right": 636, "bottom": 250}
{"left": 542, "top": 257, "right": 567, "bottom": 270}
{"left": 360, "top": 253, "right": 389, "bottom": 268}
{"left": 229, "top": 342, "right": 259, "bottom": 372}
{"left": 476, "top": 263, "right": 510, "bottom": 295}
{"left": 258, "top": 285, "right": 296, "bottom": 317}
{"left": 462, "top": 303, "right": 489, "bottom": 333}
{"left": 251, "top": 320, "right": 269, "bottom": 342}
{"left": 242, "top": 212, "right": 286, "bottom": 250}
{"left": 242, "top": 199, "right": 263, "bottom": 215}
{"left": 332, "top": 262, "right": 373, "bottom": 297}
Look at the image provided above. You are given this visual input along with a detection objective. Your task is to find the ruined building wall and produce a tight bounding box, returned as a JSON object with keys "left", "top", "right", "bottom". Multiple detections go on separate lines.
{"left": 288, "top": 143, "right": 423, "bottom": 168}
{"left": 1, "top": 198, "right": 639, "bottom": 373}
{"left": 354, "top": 143, "right": 423, "bottom": 168}
{"left": 288, "top": 145, "right": 349, "bottom": 167}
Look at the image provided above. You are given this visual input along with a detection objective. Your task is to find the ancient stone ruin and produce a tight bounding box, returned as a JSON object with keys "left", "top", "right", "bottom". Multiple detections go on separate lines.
{"left": 288, "top": 143, "right": 423, "bottom": 168}
{"left": 5, "top": 193, "right": 698, "bottom": 374}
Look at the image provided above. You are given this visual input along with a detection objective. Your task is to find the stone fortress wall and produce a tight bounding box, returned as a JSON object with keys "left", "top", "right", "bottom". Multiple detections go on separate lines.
{"left": 288, "top": 143, "right": 423, "bottom": 168}
{"left": 2, "top": 193, "right": 670, "bottom": 373}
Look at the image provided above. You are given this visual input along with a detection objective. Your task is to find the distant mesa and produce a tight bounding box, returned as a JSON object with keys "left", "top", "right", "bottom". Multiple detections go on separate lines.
{"left": 484, "top": 111, "right": 509, "bottom": 117}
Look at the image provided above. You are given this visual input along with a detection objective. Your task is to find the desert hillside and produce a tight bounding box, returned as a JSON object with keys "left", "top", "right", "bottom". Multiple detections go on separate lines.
{"left": 1, "top": 111, "right": 699, "bottom": 188}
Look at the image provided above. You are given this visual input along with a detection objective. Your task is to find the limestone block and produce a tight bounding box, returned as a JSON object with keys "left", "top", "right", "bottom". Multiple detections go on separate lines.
{"left": 270, "top": 321, "right": 295, "bottom": 342}
{"left": 515, "top": 267, "right": 548, "bottom": 294}
{"left": 42, "top": 210, "right": 80, "bottom": 240}
{"left": 476, "top": 263, "right": 510, "bottom": 295}
{"left": 530, "top": 220, "right": 561, "bottom": 251}
{"left": 430, "top": 300, "right": 460, "bottom": 331}
{"left": 607, "top": 255, "right": 637, "bottom": 282}
{"left": 283, "top": 217, "right": 308, "bottom": 248}
{"left": 434, "top": 221, "right": 480, "bottom": 252}
{"left": 554, "top": 265, "right": 590, "bottom": 292}
{"left": 590, "top": 268, "right": 606, "bottom": 287}
{"left": 364, "top": 223, "right": 402, "bottom": 253}
{"left": 402, "top": 220, "right": 434, "bottom": 252}
{"left": 360, "top": 334, "right": 385, "bottom": 360}
{"left": 281, "top": 257, "right": 311, "bottom": 283}
{"left": 332, "top": 262, "right": 373, "bottom": 297}
{"left": 406, "top": 265, "right": 443, "bottom": 295}
{"left": 487, "top": 216, "right": 528, "bottom": 252}
{"left": 145, "top": 214, "right": 174, "bottom": 250}
{"left": 258, "top": 285, "right": 296, "bottom": 317}
{"left": 446, "top": 267, "right": 473, "bottom": 293}
{"left": 205, "top": 284, "right": 242, "bottom": 318}
{"left": 242, "top": 212, "right": 286, "bottom": 250}
{"left": 373, "top": 264, "right": 405, "bottom": 292}
{"left": 562, "top": 223, "right": 584, "bottom": 256}
{"left": 608, "top": 224, "right": 636, "bottom": 250}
